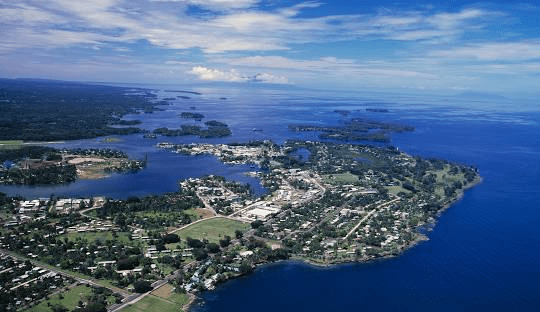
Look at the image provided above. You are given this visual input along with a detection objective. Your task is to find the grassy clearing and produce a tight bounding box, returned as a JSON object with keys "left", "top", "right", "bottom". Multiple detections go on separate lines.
{"left": 102, "top": 137, "right": 122, "bottom": 143}
{"left": 0, "top": 140, "right": 23, "bottom": 150}
{"left": 0, "top": 140, "right": 23, "bottom": 145}
{"left": 183, "top": 208, "right": 215, "bottom": 221}
{"left": 323, "top": 172, "right": 359, "bottom": 185}
{"left": 27, "top": 285, "right": 92, "bottom": 312}
{"left": 175, "top": 217, "right": 249, "bottom": 243}
{"left": 433, "top": 166, "right": 466, "bottom": 184}
{"left": 122, "top": 292, "right": 186, "bottom": 312}
{"left": 385, "top": 185, "right": 410, "bottom": 195}
{"left": 151, "top": 284, "right": 190, "bottom": 305}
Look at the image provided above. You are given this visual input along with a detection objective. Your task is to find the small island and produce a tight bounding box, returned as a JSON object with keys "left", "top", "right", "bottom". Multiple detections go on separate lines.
{"left": 179, "top": 112, "right": 205, "bottom": 121}
{"left": 289, "top": 118, "right": 415, "bottom": 142}
{"left": 153, "top": 120, "right": 232, "bottom": 138}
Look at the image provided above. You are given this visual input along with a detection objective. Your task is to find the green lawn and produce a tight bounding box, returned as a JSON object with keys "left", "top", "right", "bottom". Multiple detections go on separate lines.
{"left": 323, "top": 172, "right": 359, "bottom": 185}
{"left": 182, "top": 208, "right": 204, "bottom": 221}
{"left": 122, "top": 293, "right": 187, "bottom": 312}
{"left": 175, "top": 217, "right": 249, "bottom": 243}
{"left": 27, "top": 285, "right": 92, "bottom": 312}
{"left": 385, "top": 185, "right": 411, "bottom": 195}
{"left": 0, "top": 140, "right": 23, "bottom": 145}
{"left": 0, "top": 140, "right": 23, "bottom": 150}
{"left": 432, "top": 166, "right": 466, "bottom": 184}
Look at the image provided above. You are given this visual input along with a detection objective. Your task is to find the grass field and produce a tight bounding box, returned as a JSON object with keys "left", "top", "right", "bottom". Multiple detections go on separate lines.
{"left": 432, "top": 165, "right": 466, "bottom": 183}
{"left": 122, "top": 284, "right": 190, "bottom": 312}
{"left": 27, "top": 285, "right": 92, "bottom": 312}
{"left": 102, "top": 137, "right": 122, "bottom": 143}
{"left": 323, "top": 172, "right": 359, "bottom": 185}
{"left": 385, "top": 185, "right": 411, "bottom": 195}
{"left": 184, "top": 208, "right": 214, "bottom": 220}
{"left": 0, "top": 140, "right": 23, "bottom": 150}
{"left": 175, "top": 217, "right": 249, "bottom": 243}
{"left": 151, "top": 284, "right": 190, "bottom": 305}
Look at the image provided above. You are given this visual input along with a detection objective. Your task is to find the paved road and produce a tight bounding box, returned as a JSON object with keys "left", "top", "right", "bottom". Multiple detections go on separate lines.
{"left": 0, "top": 249, "right": 129, "bottom": 298}
{"left": 108, "top": 269, "right": 183, "bottom": 312}
{"left": 344, "top": 197, "right": 400, "bottom": 239}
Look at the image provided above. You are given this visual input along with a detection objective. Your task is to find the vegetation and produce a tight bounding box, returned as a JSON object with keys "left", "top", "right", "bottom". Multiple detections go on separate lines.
{"left": 0, "top": 139, "right": 479, "bottom": 306}
{"left": 122, "top": 292, "right": 186, "bottom": 312}
{"left": 0, "top": 79, "right": 166, "bottom": 141}
{"left": 26, "top": 285, "right": 93, "bottom": 312}
{"left": 96, "top": 192, "right": 203, "bottom": 229}
{"left": 175, "top": 217, "right": 250, "bottom": 244}
{"left": 0, "top": 146, "right": 146, "bottom": 185}
{"left": 179, "top": 112, "right": 205, "bottom": 120}
{"left": 289, "top": 118, "right": 414, "bottom": 142}
{"left": 153, "top": 121, "right": 231, "bottom": 138}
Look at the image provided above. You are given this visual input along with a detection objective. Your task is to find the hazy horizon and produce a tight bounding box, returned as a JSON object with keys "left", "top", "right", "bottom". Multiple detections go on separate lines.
{"left": 2, "top": 0, "right": 540, "bottom": 97}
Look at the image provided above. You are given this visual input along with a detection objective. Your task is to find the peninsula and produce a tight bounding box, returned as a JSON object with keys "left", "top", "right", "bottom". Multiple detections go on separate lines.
{"left": 0, "top": 146, "right": 146, "bottom": 185}
{"left": 0, "top": 140, "right": 480, "bottom": 311}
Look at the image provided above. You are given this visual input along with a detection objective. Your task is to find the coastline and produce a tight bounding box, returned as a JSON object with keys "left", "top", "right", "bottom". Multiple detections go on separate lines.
{"left": 185, "top": 175, "right": 483, "bottom": 311}
{"left": 183, "top": 293, "right": 197, "bottom": 312}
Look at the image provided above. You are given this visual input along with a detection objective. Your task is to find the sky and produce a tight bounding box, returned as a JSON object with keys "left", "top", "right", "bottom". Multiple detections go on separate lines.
{"left": 1, "top": 0, "right": 540, "bottom": 95}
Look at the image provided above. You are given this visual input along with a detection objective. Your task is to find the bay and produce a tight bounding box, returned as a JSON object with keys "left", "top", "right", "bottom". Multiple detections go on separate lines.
{"left": 188, "top": 89, "right": 540, "bottom": 312}
{"left": 2, "top": 84, "right": 539, "bottom": 311}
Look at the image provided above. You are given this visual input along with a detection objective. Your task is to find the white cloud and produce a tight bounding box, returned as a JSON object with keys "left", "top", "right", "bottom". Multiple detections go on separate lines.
{"left": 190, "top": 66, "right": 247, "bottom": 81}
{"left": 428, "top": 8, "right": 486, "bottom": 29}
{"left": 189, "top": 66, "right": 288, "bottom": 83}
{"left": 431, "top": 41, "right": 540, "bottom": 60}
{"left": 223, "top": 55, "right": 435, "bottom": 79}
{"left": 252, "top": 72, "right": 289, "bottom": 84}
{"left": 2, "top": 0, "right": 538, "bottom": 91}
{"left": 0, "top": 3, "right": 57, "bottom": 24}
{"left": 150, "top": 0, "right": 258, "bottom": 9}
{"left": 463, "top": 62, "right": 540, "bottom": 74}
{"left": 0, "top": 1, "right": 499, "bottom": 54}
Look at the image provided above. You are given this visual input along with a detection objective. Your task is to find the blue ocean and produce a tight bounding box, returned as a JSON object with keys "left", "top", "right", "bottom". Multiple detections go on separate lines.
{"left": 2, "top": 86, "right": 539, "bottom": 311}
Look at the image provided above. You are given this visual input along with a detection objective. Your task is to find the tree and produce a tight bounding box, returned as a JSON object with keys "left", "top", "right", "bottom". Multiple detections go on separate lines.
{"left": 219, "top": 235, "right": 231, "bottom": 248}
{"left": 133, "top": 280, "right": 153, "bottom": 293}
{"left": 163, "top": 233, "right": 180, "bottom": 244}
{"left": 77, "top": 302, "right": 106, "bottom": 312}
{"left": 186, "top": 237, "right": 204, "bottom": 248}
{"left": 207, "top": 243, "right": 220, "bottom": 253}
{"left": 251, "top": 220, "right": 263, "bottom": 229}
{"left": 239, "top": 261, "right": 252, "bottom": 274}
{"left": 192, "top": 248, "right": 208, "bottom": 261}
{"left": 235, "top": 230, "right": 243, "bottom": 239}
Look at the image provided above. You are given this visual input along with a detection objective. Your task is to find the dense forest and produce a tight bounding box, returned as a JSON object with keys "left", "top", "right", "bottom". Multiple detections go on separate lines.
{"left": 153, "top": 120, "right": 232, "bottom": 138}
{"left": 0, "top": 79, "right": 164, "bottom": 141}
{"left": 0, "top": 146, "right": 144, "bottom": 185}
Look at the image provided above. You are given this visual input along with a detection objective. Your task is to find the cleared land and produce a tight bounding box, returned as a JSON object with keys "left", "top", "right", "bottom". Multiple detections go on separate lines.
{"left": 184, "top": 208, "right": 215, "bottom": 220}
{"left": 0, "top": 140, "right": 23, "bottom": 150}
{"left": 122, "top": 285, "right": 189, "bottom": 312}
{"left": 151, "top": 284, "right": 190, "bottom": 305}
{"left": 27, "top": 285, "right": 92, "bottom": 312}
{"left": 323, "top": 172, "right": 359, "bottom": 184}
{"left": 175, "top": 217, "right": 249, "bottom": 243}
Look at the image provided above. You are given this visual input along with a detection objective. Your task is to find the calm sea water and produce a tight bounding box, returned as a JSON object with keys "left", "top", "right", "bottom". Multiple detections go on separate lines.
{"left": 2, "top": 85, "right": 539, "bottom": 311}
{"left": 190, "top": 88, "right": 539, "bottom": 312}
